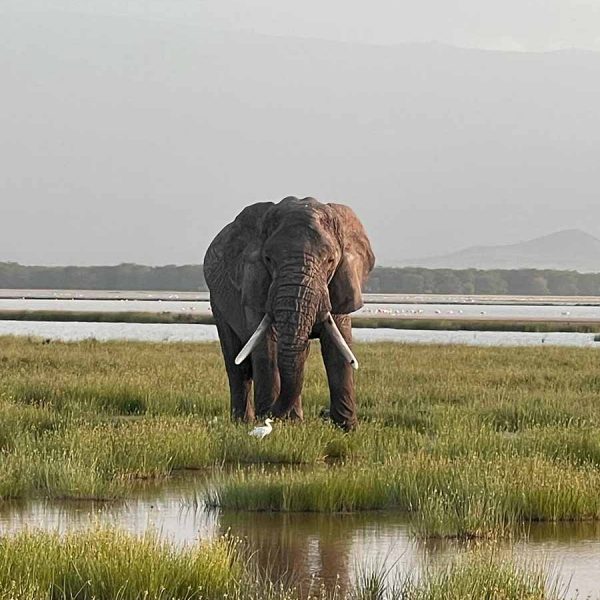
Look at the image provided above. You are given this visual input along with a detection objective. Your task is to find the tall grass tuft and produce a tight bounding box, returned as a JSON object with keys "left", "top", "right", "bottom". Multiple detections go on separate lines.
{"left": 395, "top": 554, "right": 564, "bottom": 600}
{"left": 0, "top": 529, "right": 241, "bottom": 600}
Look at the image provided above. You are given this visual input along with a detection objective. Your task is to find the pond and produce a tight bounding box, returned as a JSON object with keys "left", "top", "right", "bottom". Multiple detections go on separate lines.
{"left": 0, "top": 475, "right": 598, "bottom": 597}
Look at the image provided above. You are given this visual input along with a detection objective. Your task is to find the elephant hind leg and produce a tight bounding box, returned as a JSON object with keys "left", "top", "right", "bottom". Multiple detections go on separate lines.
{"left": 215, "top": 319, "right": 254, "bottom": 422}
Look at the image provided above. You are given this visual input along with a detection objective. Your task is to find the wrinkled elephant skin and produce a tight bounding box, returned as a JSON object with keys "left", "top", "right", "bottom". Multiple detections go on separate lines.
{"left": 203, "top": 197, "right": 375, "bottom": 431}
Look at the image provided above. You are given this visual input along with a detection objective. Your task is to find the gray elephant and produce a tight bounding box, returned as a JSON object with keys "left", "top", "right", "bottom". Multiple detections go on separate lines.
{"left": 203, "top": 196, "right": 375, "bottom": 430}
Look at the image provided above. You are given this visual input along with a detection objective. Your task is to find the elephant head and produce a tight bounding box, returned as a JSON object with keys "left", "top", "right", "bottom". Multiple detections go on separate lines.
{"left": 233, "top": 197, "right": 375, "bottom": 417}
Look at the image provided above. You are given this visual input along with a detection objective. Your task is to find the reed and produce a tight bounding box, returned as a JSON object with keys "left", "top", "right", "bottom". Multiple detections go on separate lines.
{"left": 394, "top": 554, "right": 563, "bottom": 600}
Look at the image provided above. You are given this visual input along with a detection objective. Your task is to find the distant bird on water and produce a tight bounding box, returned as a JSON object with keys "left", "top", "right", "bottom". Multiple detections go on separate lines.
{"left": 249, "top": 419, "right": 273, "bottom": 439}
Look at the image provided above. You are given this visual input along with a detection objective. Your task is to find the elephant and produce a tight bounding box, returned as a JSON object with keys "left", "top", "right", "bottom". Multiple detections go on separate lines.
{"left": 203, "top": 196, "right": 375, "bottom": 431}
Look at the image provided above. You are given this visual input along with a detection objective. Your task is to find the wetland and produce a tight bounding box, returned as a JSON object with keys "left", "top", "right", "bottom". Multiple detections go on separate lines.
{"left": 1, "top": 337, "right": 600, "bottom": 597}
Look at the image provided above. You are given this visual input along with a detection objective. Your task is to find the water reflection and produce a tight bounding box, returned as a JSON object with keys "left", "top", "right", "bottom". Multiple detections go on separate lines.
{"left": 0, "top": 476, "right": 220, "bottom": 545}
{"left": 222, "top": 512, "right": 418, "bottom": 596}
{"left": 0, "top": 476, "right": 599, "bottom": 597}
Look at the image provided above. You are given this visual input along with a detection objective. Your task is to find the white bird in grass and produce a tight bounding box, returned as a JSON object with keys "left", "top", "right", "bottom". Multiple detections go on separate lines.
{"left": 249, "top": 419, "right": 273, "bottom": 439}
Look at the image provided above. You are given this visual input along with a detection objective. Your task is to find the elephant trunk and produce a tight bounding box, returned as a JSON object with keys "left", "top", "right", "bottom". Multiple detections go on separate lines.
{"left": 271, "top": 263, "right": 323, "bottom": 418}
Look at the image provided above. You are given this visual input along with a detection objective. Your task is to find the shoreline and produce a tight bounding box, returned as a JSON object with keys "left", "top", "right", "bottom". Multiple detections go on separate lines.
{"left": 2, "top": 309, "right": 600, "bottom": 334}
{"left": 3, "top": 288, "right": 600, "bottom": 306}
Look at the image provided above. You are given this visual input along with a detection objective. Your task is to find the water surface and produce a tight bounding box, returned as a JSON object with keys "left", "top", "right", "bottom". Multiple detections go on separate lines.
{"left": 0, "top": 476, "right": 598, "bottom": 597}
{"left": 4, "top": 287, "right": 600, "bottom": 322}
{"left": 0, "top": 320, "right": 598, "bottom": 347}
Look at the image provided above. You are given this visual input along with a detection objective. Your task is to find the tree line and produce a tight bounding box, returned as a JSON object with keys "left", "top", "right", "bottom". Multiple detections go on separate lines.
{"left": 367, "top": 267, "right": 600, "bottom": 296}
{"left": 1, "top": 261, "right": 600, "bottom": 296}
{"left": 0, "top": 263, "right": 206, "bottom": 292}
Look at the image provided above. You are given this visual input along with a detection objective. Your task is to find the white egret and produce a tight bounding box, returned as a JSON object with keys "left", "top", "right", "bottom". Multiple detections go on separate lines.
{"left": 249, "top": 419, "right": 273, "bottom": 439}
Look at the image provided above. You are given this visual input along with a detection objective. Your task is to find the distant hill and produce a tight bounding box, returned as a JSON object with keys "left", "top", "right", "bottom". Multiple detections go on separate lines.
{"left": 402, "top": 230, "right": 600, "bottom": 273}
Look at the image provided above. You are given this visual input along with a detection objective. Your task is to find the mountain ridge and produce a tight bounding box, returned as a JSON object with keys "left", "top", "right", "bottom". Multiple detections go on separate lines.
{"left": 400, "top": 230, "right": 600, "bottom": 273}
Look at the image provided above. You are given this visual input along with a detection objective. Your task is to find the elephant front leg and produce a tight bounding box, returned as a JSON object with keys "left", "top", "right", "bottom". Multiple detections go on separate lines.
{"left": 271, "top": 393, "right": 305, "bottom": 421}
{"left": 251, "top": 331, "right": 280, "bottom": 418}
{"left": 215, "top": 318, "right": 254, "bottom": 421}
{"left": 319, "top": 314, "right": 357, "bottom": 431}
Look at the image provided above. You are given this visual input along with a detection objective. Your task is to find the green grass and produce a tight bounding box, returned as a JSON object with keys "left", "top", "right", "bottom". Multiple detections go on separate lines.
{"left": 0, "top": 528, "right": 570, "bottom": 600}
{"left": 2, "top": 337, "right": 600, "bottom": 538}
{"left": 393, "top": 554, "right": 563, "bottom": 600}
{"left": 0, "top": 529, "right": 242, "bottom": 600}
{"left": 206, "top": 454, "right": 600, "bottom": 536}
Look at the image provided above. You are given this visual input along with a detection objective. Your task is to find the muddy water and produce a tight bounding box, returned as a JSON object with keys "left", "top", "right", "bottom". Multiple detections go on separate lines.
{"left": 0, "top": 476, "right": 598, "bottom": 597}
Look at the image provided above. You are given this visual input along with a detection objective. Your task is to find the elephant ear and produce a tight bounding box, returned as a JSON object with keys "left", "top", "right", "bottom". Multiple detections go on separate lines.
{"left": 327, "top": 203, "right": 375, "bottom": 314}
{"left": 222, "top": 202, "right": 273, "bottom": 312}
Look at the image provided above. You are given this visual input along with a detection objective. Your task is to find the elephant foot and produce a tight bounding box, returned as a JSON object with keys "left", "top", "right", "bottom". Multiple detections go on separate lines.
{"left": 319, "top": 407, "right": 356, "bottom": 432}
{"left": 271, "top": 400, "right": 304, "bottom": 421}
{"left": 255, "top": 408, "right": 272, "bottom": 421}
{"left": 319, "top": 407, "right": 330, "bottom": 420}
{"left": 331, "top": 418, "right": 357, "bottom": 432}
{"left": 339, "top": 419, "right": 357, "bottom": 432}
{"left": 230, "top": 407, "right": 256, "bottom": 423}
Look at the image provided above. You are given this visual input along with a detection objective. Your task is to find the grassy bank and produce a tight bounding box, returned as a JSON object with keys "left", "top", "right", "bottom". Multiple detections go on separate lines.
{"left": 0, "top": 309, "right": 215, "bottom": 324}
{"left": 0, "top": 528, "right": 568, "bottom": 600}
{"left": 3, "top": 309, "right": 600, "bottom": 333}
{"left": 206, "top": 453, "right": 600, "bottom": 538}
{"left": 352, "top": 317, "right": 600, "bottom": 334}
{"left": 2, "top": 337, "right": 600, "bottom": 537}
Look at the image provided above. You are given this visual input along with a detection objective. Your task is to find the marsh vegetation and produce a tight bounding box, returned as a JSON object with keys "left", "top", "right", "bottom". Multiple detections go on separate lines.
{"left": 2, "top": 337, "right": 600, "bottom": 532}
{"left": 0, "top": 528, "right": 566, "bottom": 599}
{"left": 1, "top": 336, "right": 599, "bottom": 597}
{"left": 3, "top": 310, "right": 600, "bottom": 335}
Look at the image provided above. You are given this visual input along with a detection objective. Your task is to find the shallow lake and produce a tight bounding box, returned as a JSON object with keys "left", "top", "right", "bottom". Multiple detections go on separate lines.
{"left": 4, "top": 295, "right": 600, "bottom": 321}
{"left": 0, "top": 474, "right": 598, "bottom": 597}
{"left": 3, "top": 290, "right": 600, "bottom": 348}
{"left": 0, "top": 319, "right": 598, "bottom": 347}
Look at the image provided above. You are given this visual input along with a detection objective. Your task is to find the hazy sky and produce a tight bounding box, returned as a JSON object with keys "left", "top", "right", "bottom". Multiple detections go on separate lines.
{"left": 2, "top": 1, "right": 600, "bottom": 265}
{"left": 7, "top": 0, "right": 600, "bottom": 51}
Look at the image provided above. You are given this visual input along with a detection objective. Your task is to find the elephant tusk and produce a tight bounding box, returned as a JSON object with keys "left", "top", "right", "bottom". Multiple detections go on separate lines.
{"left": 235, "top": 315, "right": 272, "bottom": 365}
{"left": 324, "top": 312, "right": 359, "bottom": 370}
